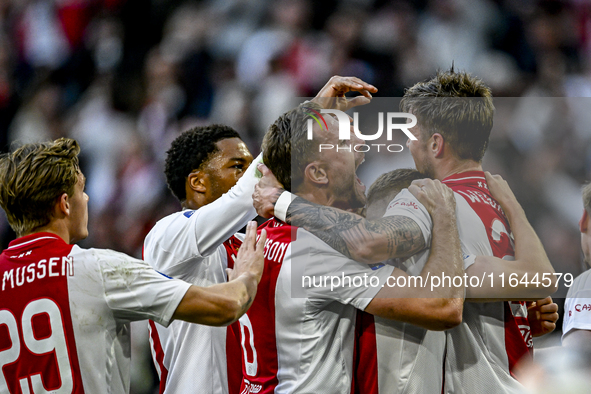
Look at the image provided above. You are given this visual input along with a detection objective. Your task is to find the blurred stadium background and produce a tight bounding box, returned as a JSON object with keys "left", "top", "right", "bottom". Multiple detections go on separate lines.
{"left": 0, "top": 0, "right": 590, "bottom": 391}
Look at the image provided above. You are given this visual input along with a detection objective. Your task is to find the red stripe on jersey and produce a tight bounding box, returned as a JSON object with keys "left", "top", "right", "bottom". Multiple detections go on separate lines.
{"left": 227, "top": 322, "right": 243, "bottom": 394}
{"left": 238, "top": 219, "right": 293, "bottom": 394}
{"left": 504, "top": 302, "right": 533, "bottom": 377}
{"left": 0, "top": 233, "right": 84, "bottom": 393}
{"left": 223, "top": 235, "right": 243, "bottom": 271}
{"left": 148, "top": 320, "right": 169, "bottom": 394}
{"left": 224, "top": 236, "right": 244, "bottom": 394}
{"left": 443, "top": 171, "right": 532, "bottom": 370}
{"left": 352, "top": 311, "right": 379, "bottom": 394}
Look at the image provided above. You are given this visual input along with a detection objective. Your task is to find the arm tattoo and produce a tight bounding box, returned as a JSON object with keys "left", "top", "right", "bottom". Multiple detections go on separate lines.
{"left": 286, "top": 197, "right": 426, "bottom": 262}
{"left": 271, "top": 188, "right": 285, "bottom": 208}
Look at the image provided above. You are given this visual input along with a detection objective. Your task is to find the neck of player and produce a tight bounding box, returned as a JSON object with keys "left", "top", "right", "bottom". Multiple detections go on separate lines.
{"left": 295, "top": 186, "right": 351, "bottom": 210}
{"left": 434, "top": 158, "right": 483, "bottom": 181}
{"left": 22, "top": 220, "right": 72, "bottom": 244}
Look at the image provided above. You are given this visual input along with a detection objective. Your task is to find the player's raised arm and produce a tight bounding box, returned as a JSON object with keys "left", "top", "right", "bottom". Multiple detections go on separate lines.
{"left": 253, "top": 165, "right": 426, "bottom": 264}
{"left": 185, "top": 152, "right": 263, "bottom": 257}
{"left": 364, "top": 179, "right": 464, "bottom": 331}
{"left": 465, "top": 172, "right": 557, "bottom": 301}
{"left": 172, "top": 221, "right": 266, "bottom": 326}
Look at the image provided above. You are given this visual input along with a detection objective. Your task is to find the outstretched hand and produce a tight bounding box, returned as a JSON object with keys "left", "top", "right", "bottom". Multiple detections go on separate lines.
{"left": 408, "top": 178, "right": 456, "bottom": 217}
{"left": 311, "top": 76, "right": 378, "bottom": 111}
{"left": 227, "top": 221, "right": 267, "bottom": 283}
{"left": 484, "top": 172, "right": 519, "bottom": 211}
{"left": 253, "top": 163, "right": 284, "bottom": 219}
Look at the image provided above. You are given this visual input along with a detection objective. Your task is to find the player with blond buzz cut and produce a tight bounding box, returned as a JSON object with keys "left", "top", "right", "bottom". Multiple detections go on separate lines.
{"left": 0, "top": 138, "right": 265, "bottom": 394}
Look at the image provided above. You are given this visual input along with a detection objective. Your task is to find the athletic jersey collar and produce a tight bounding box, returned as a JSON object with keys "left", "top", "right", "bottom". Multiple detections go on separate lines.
{"left": 6, "top": 232, "right": 66, "bottom": 251}
{"left": 442, "top": 170, "right": 487, "bottom": 188}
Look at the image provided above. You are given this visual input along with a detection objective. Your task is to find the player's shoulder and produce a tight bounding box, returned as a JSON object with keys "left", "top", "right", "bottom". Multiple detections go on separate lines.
{"left": 70, "top": 245, "right": 143, "bottom": 267}
{"left": 149, "top": 210, "right": 192, "bottom": 232}
{"left": 568, "top": 268, "right": 591, "bottom": 295}
{"left": 385, "top": 188, "right": 422, "bottom": 211}
{"left": 145, "top": 210, "right": 194, "bottom": 243}
{"left": 383, "top": 188, "right": 430, "bottom": 219}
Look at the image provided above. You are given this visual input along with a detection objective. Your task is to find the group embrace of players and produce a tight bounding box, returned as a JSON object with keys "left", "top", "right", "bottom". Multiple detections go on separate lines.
{"left": 0, "top": 70, "right": 564, "bottom": 394}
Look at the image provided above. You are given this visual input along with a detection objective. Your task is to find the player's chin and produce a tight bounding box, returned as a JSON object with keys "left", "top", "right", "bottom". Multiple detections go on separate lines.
{"left": 75, "top": 227, "right": 90, "bottom": 243}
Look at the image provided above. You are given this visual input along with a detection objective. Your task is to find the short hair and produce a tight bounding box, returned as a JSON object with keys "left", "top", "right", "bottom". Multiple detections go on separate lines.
{"left": 262, "top": 102, "right": 321, "bottom": 192}
{"left": 0, "top": 138, "right": 81, "bottom": 236}
{"left": 366, "top": 168, "right": 424, "bottom": 207}
{"left": 400, "top": 68, "right": 494, "bottom": 162}
{"left": 165, "top": 124, "right": 241, "bottom": 201}
{"left": 583, "top": 183, "right": 591, "bottom": 213}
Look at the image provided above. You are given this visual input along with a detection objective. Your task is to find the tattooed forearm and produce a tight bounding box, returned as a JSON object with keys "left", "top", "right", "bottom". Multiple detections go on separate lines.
{"left": 286, "top": 197, "right": 426, "bottom": 263}
{"left": 271, "top": 188, "right": 286, "bottom": 208}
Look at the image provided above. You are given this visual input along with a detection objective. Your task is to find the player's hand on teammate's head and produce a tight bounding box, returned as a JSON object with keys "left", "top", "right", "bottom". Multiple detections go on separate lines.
{"left": 312, "top": 76, "right": 378, "bottom": 112}
{"left": 227, "top": 221, "right": 266, "bottom": 283}
{"left": 408, "top": 178, "right": 456, "bottom": 216}
{"left": 253, "top": 163, "right": 284, "bottom": 219}
{"left": 484, "top": 172, "right": 518, "bottom": 209}
{"left": 528, "top": 296, "right": 559, "bottom": 337}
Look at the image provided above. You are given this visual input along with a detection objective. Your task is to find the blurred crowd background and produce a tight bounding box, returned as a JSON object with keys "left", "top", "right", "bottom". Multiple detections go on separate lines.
{"left": 0, "top": 0, "right": 591, "bottom": 391}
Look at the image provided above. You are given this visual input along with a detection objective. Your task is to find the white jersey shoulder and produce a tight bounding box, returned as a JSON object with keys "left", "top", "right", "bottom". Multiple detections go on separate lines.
{"left": 69, "top": 245, "right": 191, "bottom": 327}
{"left": 384, "top": 189, "right": 486, "bottom": 270}
{"left": 563, "top": 269, "right": 591, "bottom": 339}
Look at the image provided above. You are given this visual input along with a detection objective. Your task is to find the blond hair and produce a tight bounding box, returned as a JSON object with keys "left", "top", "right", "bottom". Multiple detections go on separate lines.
{"left": 0, "top": 138, "right": 80, "bottom": 236}
{"left": 366, "top": 168, "right": 424, "bottom": 207}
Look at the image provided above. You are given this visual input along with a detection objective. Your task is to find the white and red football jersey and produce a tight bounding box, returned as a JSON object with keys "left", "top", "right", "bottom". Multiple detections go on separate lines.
{"left": 352, "top": 251, "right": 447, "bottom": 394}
{"left": 143, "top": 155, "right": 260, "bottom": 394}
{"left": 562, "top": 269, "right": 591, "bottom": 340}
{"left": 377, "top": 171, "right": 530, "bottom": 394}
{"left": 236, "top": 218, "right": 395, "bottom": 394}
{"left": 0, "top": 233, "right": 191, "bottom": 393}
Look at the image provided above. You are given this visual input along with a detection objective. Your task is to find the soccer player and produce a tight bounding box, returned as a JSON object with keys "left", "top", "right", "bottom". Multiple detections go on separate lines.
{"left": 352, "top": 168, "right": 446, "bottom": 394}
{"left": 143, "top": 124, "right": 260, "bottom": 394}
{"left": 142, "top": 77, "right": 377, "bottom": 394}
{"left": 562, "top": 182, "right": 591, "bottom": 349}
{"left": 235, "top": 100, "right": 465, "bottom": 394}
{"left": 0, "top": 138, "right": 265, "bottom": 393}
{"left": 253, "top": 69, "right": 557, "bottom": 393}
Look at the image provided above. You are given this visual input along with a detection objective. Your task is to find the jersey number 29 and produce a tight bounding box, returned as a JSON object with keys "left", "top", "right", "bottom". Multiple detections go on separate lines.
{"left": 0, "top": 298, "right": 74, "bottom": 393}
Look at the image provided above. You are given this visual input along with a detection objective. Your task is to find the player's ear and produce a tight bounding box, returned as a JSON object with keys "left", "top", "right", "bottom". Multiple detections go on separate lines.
{"left": 304, "top": 162, "right": 328, "bottom": 185}
{"left": 431, "top": 133, "right": 444, "bottom": 158}
{"left": 580, "top": 209, "right": 589, "bottom": 233}
{"left": 187, "top": 170, "right": 207, "bottom": 194}
{"left": 56, "top": 192, "right": 70, "bottom": 217}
